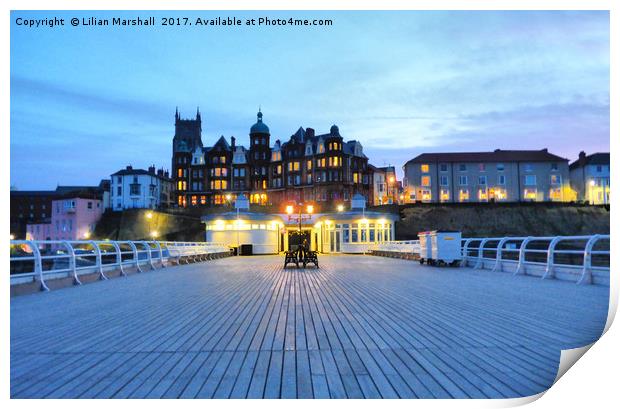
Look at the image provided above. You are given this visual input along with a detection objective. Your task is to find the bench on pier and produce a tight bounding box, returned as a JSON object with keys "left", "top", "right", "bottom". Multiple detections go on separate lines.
{"left": 303, "top": 251, "right": 319, "bottom": 268}
{"left": 284, "top": 250, "right": 319, "bottom": 269}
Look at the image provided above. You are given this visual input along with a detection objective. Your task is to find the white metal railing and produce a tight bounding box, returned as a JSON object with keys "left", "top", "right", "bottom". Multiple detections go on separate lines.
{"left": 460, "top": 235, "right": 610, "bottom": 285}
{"left": 10, "top": 240, "right": 230, "bottom": 291}
{"left": 372, "top": 240, "right": 420, "bottom": 254}
{"left": 368, "top": 235, "right": 610, "bottom": 286}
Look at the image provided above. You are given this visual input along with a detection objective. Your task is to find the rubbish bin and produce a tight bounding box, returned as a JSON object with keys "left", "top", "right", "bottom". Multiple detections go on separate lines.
{"left": 240, "top": 244, "right": 253, "bottom": 256}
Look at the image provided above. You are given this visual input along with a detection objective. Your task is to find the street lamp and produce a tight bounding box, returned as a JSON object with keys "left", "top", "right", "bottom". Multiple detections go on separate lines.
{"left": 145, "top": 211, "right": 154, "bottom": 239}
{"left": 337, "top": 204, "right": 344, "bottom": 212}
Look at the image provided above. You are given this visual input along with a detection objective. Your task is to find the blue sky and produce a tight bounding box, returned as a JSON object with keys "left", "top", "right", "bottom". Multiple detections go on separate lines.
{"left": 10, "top": 10, "right": 609, "bottom": 189}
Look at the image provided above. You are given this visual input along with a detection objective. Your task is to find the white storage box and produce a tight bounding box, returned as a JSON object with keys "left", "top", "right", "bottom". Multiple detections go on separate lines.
{"left": 430, "top": 230, "right": 462, "bottom": 265}
{"left": 417, "top": 231, "right": 433, "bottom": 262}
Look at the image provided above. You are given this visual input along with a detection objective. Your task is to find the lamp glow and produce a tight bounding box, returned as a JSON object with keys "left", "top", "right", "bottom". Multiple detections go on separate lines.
{"left": 286, "top": 205, "right": 294, "bottom": 215}
{"left": 146, "top": 212, "right": 153, "bottom": 219}
{"left": 306, "top": 205, "right": 314, "bottom": 214}
{"left": 337, "top": 204, "right": 344, "bottom": 212}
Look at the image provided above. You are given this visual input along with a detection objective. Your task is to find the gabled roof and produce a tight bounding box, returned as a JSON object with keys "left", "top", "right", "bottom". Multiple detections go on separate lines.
{"left": 569, "top": 152, "right": 610, "bottom": 170}
{"left": 405, "top": 149, "right": 568, "bottom": 167}
{"left": 207, "top": 135, "right": 232, "bottom": 152}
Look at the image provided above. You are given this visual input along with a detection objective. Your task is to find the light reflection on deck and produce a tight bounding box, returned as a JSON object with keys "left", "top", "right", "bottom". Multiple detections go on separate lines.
{"left": 10, "top": 255, "right": 609, "bottom": 398}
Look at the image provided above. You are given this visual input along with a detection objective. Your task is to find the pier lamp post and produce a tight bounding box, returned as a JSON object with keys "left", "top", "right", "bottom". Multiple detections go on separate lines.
{"left": 286, "top": 203, "right": 314, "bottom": 232}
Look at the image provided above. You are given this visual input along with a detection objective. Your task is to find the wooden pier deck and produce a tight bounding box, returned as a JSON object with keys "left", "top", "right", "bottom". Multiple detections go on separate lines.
{"left": 10, "top": 255, "right": 609, "bottom": 399}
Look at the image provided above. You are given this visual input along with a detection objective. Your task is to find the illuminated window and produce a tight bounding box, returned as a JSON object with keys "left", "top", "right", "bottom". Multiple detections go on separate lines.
{"left": 220, "top": 156, "right": 226, "bottom": 164}
{"left": 307, "top": 160, "right": 312, "bottom": 170}
{"left": 177, "top": 181, "right": 183, "bottom": 190}
{"left": 550, "top": 174, "right": 561, "bottom": 185}
{"left": 421, "top": 176, "right": 431, "bottom": 187}
{"left": 262, "top": 180, "right": 267, "bottom": 189}
{"left": 318, "top": 143, "right": 324, "bottom": 154}
{"left": 524, "top": 188, "right": 537, "bottom": 201}
{"left": 353, "top": 173, "right": 359, "bottom": 183}
{"left": 478, "top": 188, "right": 488, "bottom": 201}
{"left": 214, "top": 195, "right": 224, "bottom": 205}
{"left": 420, "top": 164, "right": 429, "bottom": 173}
{"left": 177, "top": 196, "right": 183, "bottom": 205}
{"left": 191, "top": 195, "right": 198, "bottom": 206}
{"left": 549, "top": 188, "right": 562, "bottom": 201}
{"left": 200, "top": 196, "right": 206, "bottom": 205}
{"left": 177, "top": 168, "right": 183, "bottom": 178}
{"left": 459, "top": 189, "right": 470, "bottom": 202}
{"left": 277, "top": 165, "right": 282, "bottom": 174}
{"left": 494, "top": 189, "right": 507, "bottom": 201}
{"left": 222, "top": 180, "right": 228, "bottom": 190}
{"left": 440, "top": 189, "right": 450, "bottom": 202}
{"left": 420, "top": 190, "right": 431, "bottom": 202}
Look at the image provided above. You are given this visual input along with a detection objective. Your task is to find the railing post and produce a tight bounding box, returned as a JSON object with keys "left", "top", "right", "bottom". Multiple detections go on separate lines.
{"left": 26, "top": 240, "right": 49, "bottom": 291}
{"left": 577, "top": 235, "right": 599, "bottom": 285}
{"left": 473, "top": 238, "right": 490, "bottom": 269}
{"left": 128, "top": 241, "right": 143, "bottom": 273}
{"left": 111, "top": 241, "right": 127, "bottom": 276}
{"left": 515, "top": 237, "right": 533, "bottom": 276}
{"left": 62, "top": 241, "right": 81, "bottom": 285}
{"left": 492, "top": 237, "right": 509, "bottom": 272}
{"left": 460, "top": 239, "right": 473, "bottom": 267}
{"left": 90, "top": 240, "right": 107, "bottom": 280}
{"left": 155, "top": 241, "right": 165, "bottom": 267}
{"left": 542, "top": 236, "right": 561, "bottom": 280}
{"left": 142, "top": 241, "right": 156, "bottom": 270}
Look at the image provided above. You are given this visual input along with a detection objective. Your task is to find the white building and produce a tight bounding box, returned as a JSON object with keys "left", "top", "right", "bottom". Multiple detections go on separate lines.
{"left": 110, "top": 165, "right": 174, "bottom": 211}
{"left": 202, "top": 193, "right": 398, "bottom": 254}
{"left": 569, "top": 151, "right": 610, "bottom": 205}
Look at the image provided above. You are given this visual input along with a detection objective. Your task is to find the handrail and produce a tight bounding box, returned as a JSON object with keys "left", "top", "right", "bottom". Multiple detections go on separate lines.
{"left": 10, "top": 240, "right": 231, "bottom": 291}
{"left": 366, "top": 235, "right": 610, "bottom": 286}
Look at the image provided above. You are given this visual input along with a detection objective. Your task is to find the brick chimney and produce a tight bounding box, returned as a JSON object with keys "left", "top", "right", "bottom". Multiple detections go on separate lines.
{"left": 578, "top": 151, "right": 587, "bottom": 166}
{"left": 231, "top": 136, "right": 236, "bottom": 150}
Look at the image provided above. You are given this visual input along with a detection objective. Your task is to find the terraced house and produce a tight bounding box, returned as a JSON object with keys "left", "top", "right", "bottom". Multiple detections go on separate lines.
{"left": 403, "top": 149, "right": 573, "bottom": 203}
{"left": 172, "top": 108, "right": 372, "bottom": 209}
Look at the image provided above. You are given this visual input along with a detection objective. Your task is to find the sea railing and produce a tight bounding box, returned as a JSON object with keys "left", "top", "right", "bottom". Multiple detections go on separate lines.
{"left": 10, "top": 240, "right": 230, "bottom": 291}
{"left": 371, "top": 235, "right": 610, "bottom": 285}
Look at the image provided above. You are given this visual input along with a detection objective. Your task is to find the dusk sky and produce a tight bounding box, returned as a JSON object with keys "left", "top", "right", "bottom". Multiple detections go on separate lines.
{"left": 10, "top": 10, "right": 609, "bottom": 189}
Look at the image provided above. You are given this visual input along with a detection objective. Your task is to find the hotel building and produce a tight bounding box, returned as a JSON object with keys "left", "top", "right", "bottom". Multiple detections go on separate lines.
{"left": 403, "top": 149, "right": 572, "bottom": 203}
{"left": 172, "top": 109, "right": 372, "bottom": 209}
